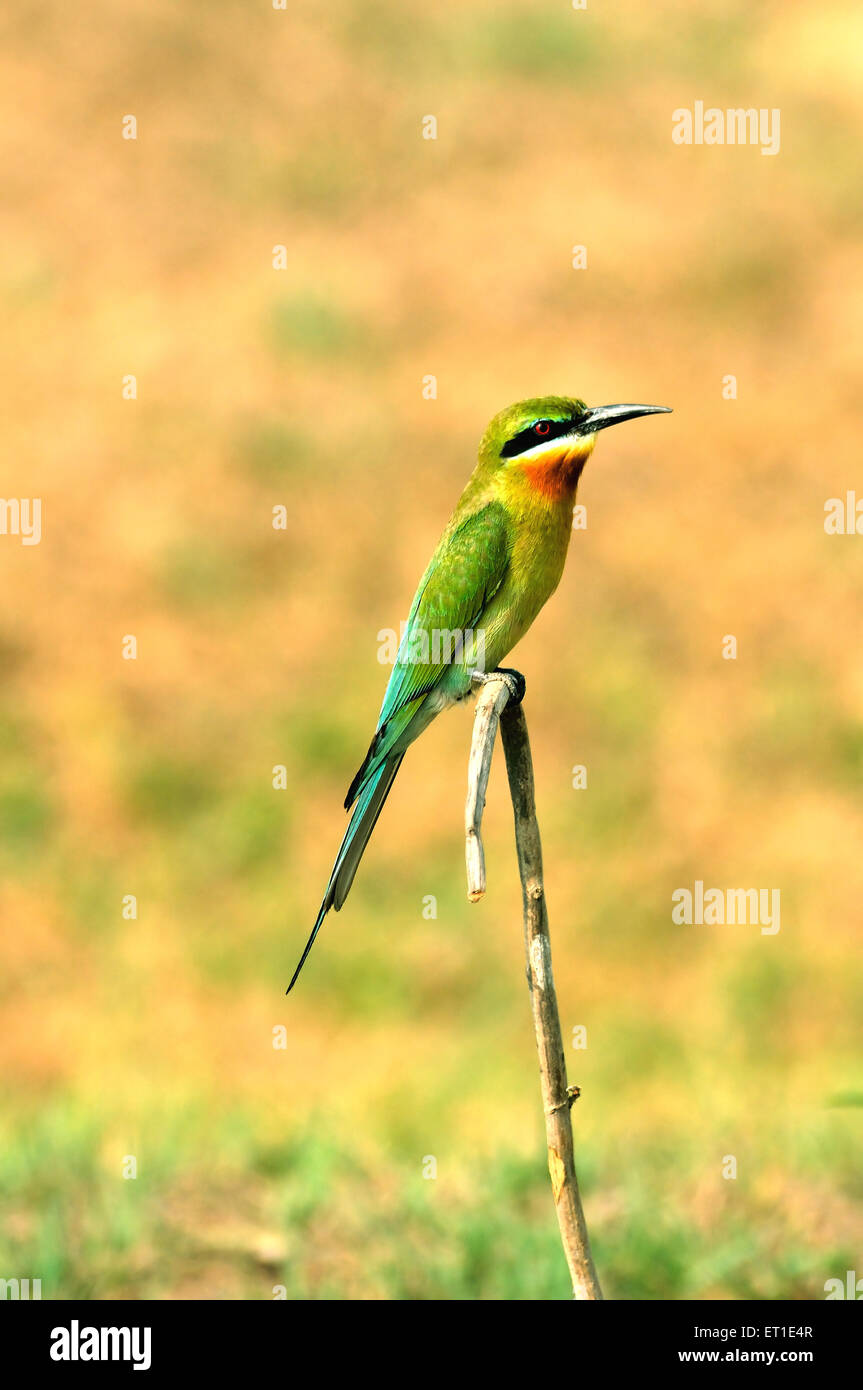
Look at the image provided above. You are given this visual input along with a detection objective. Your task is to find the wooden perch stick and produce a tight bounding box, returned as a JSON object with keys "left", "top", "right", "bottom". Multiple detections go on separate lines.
{"left": 465, "top": 671, "right": 603, "bottom": 1301}
{"left": 465, "top": 677, "right": 513, "bottom": 901}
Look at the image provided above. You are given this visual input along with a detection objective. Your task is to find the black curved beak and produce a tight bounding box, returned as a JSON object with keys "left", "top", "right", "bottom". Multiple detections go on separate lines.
{"left": 575, "top": 403, "right": 672, "bottom": 436}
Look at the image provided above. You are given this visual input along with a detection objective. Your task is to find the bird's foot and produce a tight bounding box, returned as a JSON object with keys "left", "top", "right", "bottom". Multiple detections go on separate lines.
{"left": 469, "top": 667, "right": 526, "bottom": 705}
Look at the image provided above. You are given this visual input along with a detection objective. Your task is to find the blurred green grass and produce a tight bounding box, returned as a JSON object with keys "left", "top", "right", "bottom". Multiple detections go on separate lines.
{"left": 1, "top": 1098, "right": 858, "bottom": 1299}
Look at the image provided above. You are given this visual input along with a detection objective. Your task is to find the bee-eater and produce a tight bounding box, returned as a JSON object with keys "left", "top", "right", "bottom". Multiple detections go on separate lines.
{"left": 288, "top": 395, "right": 671, "bottom": 991}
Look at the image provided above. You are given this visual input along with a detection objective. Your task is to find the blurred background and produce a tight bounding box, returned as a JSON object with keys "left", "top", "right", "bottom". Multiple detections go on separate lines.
{"left": 0, "top": 0, "right": 861, "bottom": 1299}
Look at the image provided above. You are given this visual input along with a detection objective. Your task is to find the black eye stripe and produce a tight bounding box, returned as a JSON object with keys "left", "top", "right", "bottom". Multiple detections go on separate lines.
{"left": 500, "top": 418, "right": 575, "bottom": 458}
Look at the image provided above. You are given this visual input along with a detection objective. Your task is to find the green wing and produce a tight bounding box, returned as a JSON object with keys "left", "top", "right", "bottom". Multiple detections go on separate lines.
{"left": 345, "top": 501, "right": 510, "bottom": 807}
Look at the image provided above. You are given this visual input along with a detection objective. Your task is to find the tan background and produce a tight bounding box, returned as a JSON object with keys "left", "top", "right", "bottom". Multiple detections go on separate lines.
{"left": 0, "top": 0, "right": 861, "bottom": 1297}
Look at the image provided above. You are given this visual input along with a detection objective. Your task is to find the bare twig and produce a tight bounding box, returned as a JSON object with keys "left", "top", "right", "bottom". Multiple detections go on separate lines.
{"left": 465, "top": 671, "right": 603, "bottom": 1301}
{"left": 465, "top": 677, "right": 513, "bottom": 901}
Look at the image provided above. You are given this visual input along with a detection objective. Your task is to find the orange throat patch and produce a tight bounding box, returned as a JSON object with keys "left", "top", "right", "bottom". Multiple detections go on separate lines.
{"left": 520, "top": 440, "right": 595, "bottom": 501}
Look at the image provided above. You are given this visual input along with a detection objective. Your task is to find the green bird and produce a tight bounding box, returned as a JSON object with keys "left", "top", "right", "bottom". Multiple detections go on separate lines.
{"left": 288, "top": 395, "right": 671, "bottom": 991}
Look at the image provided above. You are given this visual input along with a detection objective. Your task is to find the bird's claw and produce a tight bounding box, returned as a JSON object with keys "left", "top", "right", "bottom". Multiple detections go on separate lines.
{"left": 470, "top": 667, "right": 526, "bottom": 705}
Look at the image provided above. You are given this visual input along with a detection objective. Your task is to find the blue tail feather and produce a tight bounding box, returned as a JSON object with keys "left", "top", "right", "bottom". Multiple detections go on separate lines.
{"left": 286, "top": 754, "right": 404, "bottom": 993}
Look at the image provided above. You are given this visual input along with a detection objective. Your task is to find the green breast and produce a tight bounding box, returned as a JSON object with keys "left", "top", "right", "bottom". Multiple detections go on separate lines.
{"left": 480, "top": 488, "right": 574, "bottom": 670}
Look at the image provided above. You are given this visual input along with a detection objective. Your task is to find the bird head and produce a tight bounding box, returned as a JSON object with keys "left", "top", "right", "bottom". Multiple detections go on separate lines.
{"left": 479, "top": 395, "right": 671, "bottom": 496}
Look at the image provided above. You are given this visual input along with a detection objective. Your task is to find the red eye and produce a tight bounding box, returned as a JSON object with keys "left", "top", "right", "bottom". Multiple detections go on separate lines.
{"left": 534, "top": 421, "right": 551, "bottom": 436}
